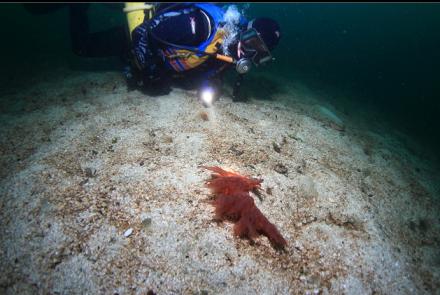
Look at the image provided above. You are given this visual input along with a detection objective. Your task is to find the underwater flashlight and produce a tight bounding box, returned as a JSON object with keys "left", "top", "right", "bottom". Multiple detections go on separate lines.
{"left": 199, "top": 87, "right": 216, "bottom": 107}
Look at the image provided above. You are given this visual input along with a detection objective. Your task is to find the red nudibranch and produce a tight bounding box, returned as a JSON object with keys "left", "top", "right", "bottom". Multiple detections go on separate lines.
{"left": 200, "top": 166, "right": 287, "bottom": 249}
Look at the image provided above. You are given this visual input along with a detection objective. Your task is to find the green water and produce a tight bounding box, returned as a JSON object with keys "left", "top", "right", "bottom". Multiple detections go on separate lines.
{"left": 250, "top": 3, "right": 440, "bottom": 153}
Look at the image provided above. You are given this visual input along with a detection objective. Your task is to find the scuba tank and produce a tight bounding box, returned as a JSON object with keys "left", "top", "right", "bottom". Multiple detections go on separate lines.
{"left": 123, "top": 3, "right": 156, "bottom": 87}
{"left": 123, "top": 2, "right": 155, "bottom": 41}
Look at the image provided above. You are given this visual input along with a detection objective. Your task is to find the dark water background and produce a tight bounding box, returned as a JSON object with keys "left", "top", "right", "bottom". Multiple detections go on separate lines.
{"left": 1, "top": 3, "right": 439, "bottom": 155}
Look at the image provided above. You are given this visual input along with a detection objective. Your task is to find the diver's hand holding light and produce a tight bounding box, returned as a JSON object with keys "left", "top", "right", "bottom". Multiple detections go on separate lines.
{"left": 196, "top": 27, "right": 274, "bottom": 106}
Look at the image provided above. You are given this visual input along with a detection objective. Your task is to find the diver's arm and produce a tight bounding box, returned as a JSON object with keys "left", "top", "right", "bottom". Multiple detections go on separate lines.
{"left": 131, "top": 21, "right": 163, "bottom": 83}
{"left": 131, "top": 22, "right": 153, "bottom": 70}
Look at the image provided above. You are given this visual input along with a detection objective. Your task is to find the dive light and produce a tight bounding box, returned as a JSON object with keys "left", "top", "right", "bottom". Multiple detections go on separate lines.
{"left": 198, "top": 80, "right": 219, "bottom": 108}
{"left": 200, "top": 87, "right": 215, "bottom": 107}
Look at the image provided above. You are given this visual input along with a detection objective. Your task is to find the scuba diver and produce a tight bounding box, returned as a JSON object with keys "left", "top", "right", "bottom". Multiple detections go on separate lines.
{"left": 23, "top": 3, "right": 281, "bottom": 106}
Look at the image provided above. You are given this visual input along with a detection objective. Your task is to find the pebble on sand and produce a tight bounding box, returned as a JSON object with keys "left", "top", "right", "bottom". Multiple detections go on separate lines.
{"left": 124, "top": 228, "right": 133, "bottom": 237}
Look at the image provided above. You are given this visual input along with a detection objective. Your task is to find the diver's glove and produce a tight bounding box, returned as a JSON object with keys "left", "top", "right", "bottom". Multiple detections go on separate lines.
{"left": 124, "top": 60, "right": 163, "bottom": 94}
{"left": 131, "top": 21, "right": 164, "bottom": 85}
{"left": 143, "top": 62, "right": 162, "bottom": 85}
{"left": 124, "top": 65, "right": 140, "bottom": 91}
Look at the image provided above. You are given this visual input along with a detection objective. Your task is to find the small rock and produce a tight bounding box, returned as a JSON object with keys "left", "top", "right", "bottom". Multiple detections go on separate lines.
{"left": 112, "top": 137, "right": 118, "bottom": 144}
{"left": 84, "top": 168, "right": 97, "bottom": 178}
{"left": 200, "top": 111, "right": 209, "bottom": 121}
{"left": 79, "top": 178, "right": 89, "bottom": 186}
{"left": 229, "top": 145, "right": 243, "bottom": 156}
{"left": 274, "top": 163, "right": 288, "bottom": 175}
{"left": 49, "top": 248, "right": 66, "bottom": 269}
{"left": 49, "top": 255, "right": 63, "bottom": 269}
{"left": 272, "top": 142, "right": 281, "bottom": 153}
{"left": 124, "top": 228, "right": 133, "bottom": 237}
{"left": 288, "top": 134, "right": 302, "bottom": 141}
{"left": 295, "top": 159, "right": 307, "bottom": 174}
{"left": 163, "top": 136, "right": 173, "bottom": 144}
{"left": 329, "top": 122, "right": 345, "bottom": 132}
{"left": 142, "top": 218, "right": 152, "bottom": 228}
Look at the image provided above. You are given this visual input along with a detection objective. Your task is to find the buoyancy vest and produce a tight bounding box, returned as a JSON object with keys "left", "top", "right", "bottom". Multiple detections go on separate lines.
{"left": 158, "top": 3, "right": 227, "bottom": 72}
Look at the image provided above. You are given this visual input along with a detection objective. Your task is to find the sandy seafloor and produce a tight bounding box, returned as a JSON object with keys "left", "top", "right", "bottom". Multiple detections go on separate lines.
{"left": 0, "top": 68, "right": 439, "bottom": 295}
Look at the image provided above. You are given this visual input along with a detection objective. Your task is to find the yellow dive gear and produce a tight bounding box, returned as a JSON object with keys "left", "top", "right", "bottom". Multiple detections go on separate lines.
{"left": 124, "top": 2, "right": 155, "bottom": 40}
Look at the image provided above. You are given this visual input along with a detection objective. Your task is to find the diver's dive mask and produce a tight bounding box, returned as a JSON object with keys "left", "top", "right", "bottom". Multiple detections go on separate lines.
{"left": 238, "top": 28, "right": 273, "bottom": 68}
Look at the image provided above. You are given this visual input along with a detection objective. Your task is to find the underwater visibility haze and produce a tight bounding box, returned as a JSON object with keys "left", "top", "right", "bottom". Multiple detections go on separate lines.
{"left": 0, "top": 3, "right": 439, "bottom": 294}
